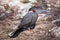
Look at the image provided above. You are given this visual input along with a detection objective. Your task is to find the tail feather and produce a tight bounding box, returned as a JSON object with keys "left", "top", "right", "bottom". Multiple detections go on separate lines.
{"left": 9, "top": 28, "right": 24, "bottom": 38}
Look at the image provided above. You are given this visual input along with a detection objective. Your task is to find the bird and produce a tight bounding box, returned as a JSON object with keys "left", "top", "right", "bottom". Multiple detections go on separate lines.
{"left": 8, "top": 9, "right": 38, "bottom": 38}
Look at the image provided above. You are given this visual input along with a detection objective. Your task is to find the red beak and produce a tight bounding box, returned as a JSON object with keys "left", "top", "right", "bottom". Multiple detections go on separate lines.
{"left": 32, "top": 10, "right": 36, "bottom": 12}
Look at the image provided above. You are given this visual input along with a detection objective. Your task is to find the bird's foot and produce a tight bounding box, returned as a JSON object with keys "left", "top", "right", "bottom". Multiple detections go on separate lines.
{"left": 29, "top": 29, "right": 33, "bottom": 33}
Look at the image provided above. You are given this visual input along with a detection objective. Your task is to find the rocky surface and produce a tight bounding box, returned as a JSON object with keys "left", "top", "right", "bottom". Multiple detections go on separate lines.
{"left": 0, "top": 13, "right": 57, "bottom": 40}
{"left": 0, "top": 0, "right": 60, "bottom": 40}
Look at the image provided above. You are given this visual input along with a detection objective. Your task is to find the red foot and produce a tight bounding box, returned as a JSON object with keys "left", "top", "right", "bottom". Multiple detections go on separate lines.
{"left": 29, "top": 29, "right": 33, "bottom": 32}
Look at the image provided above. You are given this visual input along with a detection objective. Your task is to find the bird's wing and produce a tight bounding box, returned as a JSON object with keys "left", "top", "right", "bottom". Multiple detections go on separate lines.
{"left": 31, "top": 13, "right": 38, "bottom": 25}
{"left": 20, "top": 13, "right": 33, "bottom": 26}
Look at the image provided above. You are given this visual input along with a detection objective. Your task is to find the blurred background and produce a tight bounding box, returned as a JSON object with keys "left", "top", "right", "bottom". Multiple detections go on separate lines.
{"left": 0, "top": 0, "right": 60, "bottom": 40}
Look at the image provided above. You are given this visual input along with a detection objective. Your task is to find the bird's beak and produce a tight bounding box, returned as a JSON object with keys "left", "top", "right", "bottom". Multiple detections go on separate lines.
{"left": 28, "top": 28, "right": 33, "bottom": 32}
{"left": 32, "top": 10, "right": 36, "bottom": 12}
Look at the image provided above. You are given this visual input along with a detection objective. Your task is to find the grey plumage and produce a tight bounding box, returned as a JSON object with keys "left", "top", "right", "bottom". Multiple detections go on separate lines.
{"left": 9, "top": 10, "right": 38, "bottom": 38}
{"left": 20, "top": 11, "right": 38, "bottom": 27}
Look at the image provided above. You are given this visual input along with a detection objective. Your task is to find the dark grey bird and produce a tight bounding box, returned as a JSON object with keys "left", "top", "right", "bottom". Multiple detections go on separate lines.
{"left": 9, "top": 9, "right": 38, "bottom": 38}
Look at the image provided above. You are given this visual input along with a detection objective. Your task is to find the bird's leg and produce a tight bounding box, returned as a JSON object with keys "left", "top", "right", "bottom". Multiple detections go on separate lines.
{"left": 28, "top": 28, "right": 33, "bottom": 32}
{"left": 29, "top": 24, "right": 35, "bottom": 32}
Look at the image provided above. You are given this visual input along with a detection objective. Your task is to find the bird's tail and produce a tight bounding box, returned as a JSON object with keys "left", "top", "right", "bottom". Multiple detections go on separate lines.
{"left": 9, "top": 27, "right": 24, "bottom": 38}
